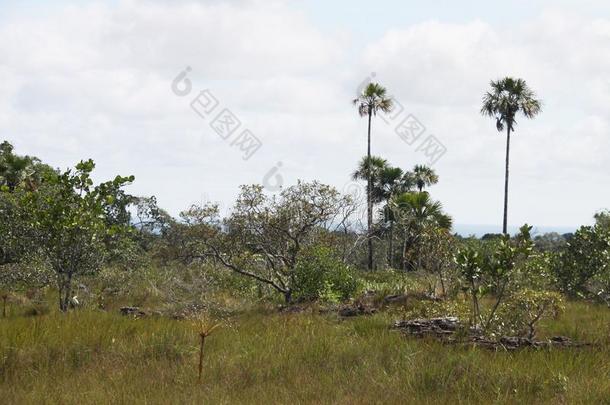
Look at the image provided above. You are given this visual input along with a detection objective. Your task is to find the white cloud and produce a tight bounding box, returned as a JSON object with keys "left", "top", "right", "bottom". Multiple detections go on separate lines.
{"left": 360, "top": 9, "right": 610, "bottom": 226}
{"left": 0, "top": 1, "right": 608, "bottom": 229}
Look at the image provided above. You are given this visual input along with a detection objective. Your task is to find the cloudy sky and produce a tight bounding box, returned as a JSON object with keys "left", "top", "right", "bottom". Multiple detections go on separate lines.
{"left": 1, "top": 0, "right": 609, "bottom": 232}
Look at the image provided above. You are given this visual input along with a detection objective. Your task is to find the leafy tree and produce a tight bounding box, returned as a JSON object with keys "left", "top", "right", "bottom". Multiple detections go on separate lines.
{"left": 353, "top": 83, "right": 393, "bottom": 270}
{"left": 410, "top": 164, "right": 438, "bottom": 192}
{"left": 499, "top": 290, "right": 563, "bottom": 339}
{"left": 179, "top": 181, "right": 356, "bottom": 303}
{"left": 594, "top": 210, "right": 610, "bottom": 230}
{"left": 22, "top": 160, "right": 134, "bottom": 311}
{"left": 481, "top": 78, "right": 542, "bottom": 234}
{"left": 0, "top": 191, "right": 28, "bottom": 266}
{"left": 418, "top": 227, "right": 457, "bottom": 297}
{"left": 554, "top": 223, "right": 610, "bottom": 298}
{"left": 455, "top": 224, "right": 560, "bottom": 335}
{"left": 533, "top": 232, "right": 567, "bottom": 252}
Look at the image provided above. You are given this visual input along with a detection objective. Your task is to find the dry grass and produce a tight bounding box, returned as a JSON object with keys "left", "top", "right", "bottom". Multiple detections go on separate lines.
{"left": 0, "top": 302, "right": 609, "bottom": 404}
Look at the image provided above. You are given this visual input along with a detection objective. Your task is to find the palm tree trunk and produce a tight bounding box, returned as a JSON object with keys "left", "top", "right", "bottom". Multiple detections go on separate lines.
{"left": 367, "top": 108, "right": 374, "bottom": 270}
{"left": 502, "top": 126, "right": 511, "bottom": 234}
{"left": 387, "top": 218, "right": 393, "bottom": 268}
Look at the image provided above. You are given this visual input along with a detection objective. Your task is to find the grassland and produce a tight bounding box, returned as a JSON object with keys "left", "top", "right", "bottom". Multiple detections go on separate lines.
{"left": 1, "top": 300, "right": 609, "bottom": 404}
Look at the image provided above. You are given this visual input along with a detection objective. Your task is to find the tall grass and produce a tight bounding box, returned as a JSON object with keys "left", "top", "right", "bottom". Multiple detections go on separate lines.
{"left": 0, "top": 302, "right": 609, "bottom": 404}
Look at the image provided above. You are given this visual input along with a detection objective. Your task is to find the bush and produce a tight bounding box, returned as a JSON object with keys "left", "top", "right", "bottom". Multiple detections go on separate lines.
{"left": 554, "top": 224, "right": 610, "bottom": 298}
{"left": 497, "top": 290, "right": 564, "bottom": 339}
{"left": 454, "top": 224, "right": 563, "bottom": 336}
{"left": 292, "top": 246, "right": 358, "bottom": 303}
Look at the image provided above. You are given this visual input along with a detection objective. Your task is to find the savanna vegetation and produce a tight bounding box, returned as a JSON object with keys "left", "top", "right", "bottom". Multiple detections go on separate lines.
{"left": 1, "top": 79, "right": 609, "bottom": 404}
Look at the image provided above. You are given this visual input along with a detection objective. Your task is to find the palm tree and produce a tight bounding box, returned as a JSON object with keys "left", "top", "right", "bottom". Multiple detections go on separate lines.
{"left": 410, "top": 165, "right": 438, "bottom": 192}
{"left": 352, "top": 155, "right": 388, "bottom": 201}
{"left": 375, "top": 166, "right": 414, "bottom": 267}
{"left": 481, "top": 78, "right": 541, "bottom": 234}
{"left": 0, "top": 141, "right": 46, "bottom": 192}
{"left": 391, "top": 191, "right": 452, "bottom": 271}
{"left": 353, "top": 83, "right": 393, "bottom": 270}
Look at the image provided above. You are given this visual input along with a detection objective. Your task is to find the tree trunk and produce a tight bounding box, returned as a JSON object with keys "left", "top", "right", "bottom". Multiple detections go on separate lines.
{"left": 367, "top": 108, "right": 374, "bottom": 271}
{"left": 58, "top": 277, "right": 66, "bottom": 312}
{"left": 58, "top": 273, "right": 73, "bottom": 312}
{"left": 502, "top": 126, "right": 511, "bottom": 235}
{"left": 284, "top": 290, "right": 292, "bottom": 304}
{"left": 387, "top": 218, "right": 394, "bottom": 268}
{"left": 2, "top": 295, "right": 7, "bottom": 318}
{"left": 401, "top": 230, "right": 407, "bottom": 271}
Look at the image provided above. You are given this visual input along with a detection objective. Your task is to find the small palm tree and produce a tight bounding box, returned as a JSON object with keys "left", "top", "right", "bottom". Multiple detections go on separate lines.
{"left": 353, "top": 83, "right": 393, "bottom": 270}
{"left": 481, "top": 78, "right": 542, "bottom": 234}
{"left": 352, "top": 155, "right": 388, "bottom": 202}
{"left": 375, "top": 165, "right": 413, "bottom": 267}
{"left": 0, "top": 141, "right": 44, "bottom": 192}
{"left": 411, "top": 165, "right": 439, "bottom": 192}
{"left": 391, "top": 191, "right": 452, "bottom": 271}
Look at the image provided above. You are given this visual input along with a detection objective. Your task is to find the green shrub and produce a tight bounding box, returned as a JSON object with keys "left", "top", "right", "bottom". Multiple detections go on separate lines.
{"left": 292, "top": 246, "right": 358, "bottom": 303}
{"left": 496, "top": 289, "right": 564, "bottom": 339}
{"left": 554, "top": 224, "right": 610, "bottom": 298}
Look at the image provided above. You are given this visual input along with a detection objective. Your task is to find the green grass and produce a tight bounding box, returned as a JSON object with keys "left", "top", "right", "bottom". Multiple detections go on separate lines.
{"left": 0, "top": 302, "right": 609, "bottom": 404}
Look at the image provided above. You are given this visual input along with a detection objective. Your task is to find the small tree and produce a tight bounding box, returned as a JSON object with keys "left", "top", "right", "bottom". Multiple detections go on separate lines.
{"left": 418, "top": 227, "right": 457, "bottom": 297}
{"left": 555, "top": 223, "right": 610, "bottom": 299}
{"left": 500, "top": 290, "right": 564, "bottom": 339}
{"left": 23, "top": 160, "right": 134, "bottom": 311}
{"left": 455, "top": 225, "right": 545, "bottom": 333}
{"left": 180, "top": 181, "right": 356, "bottom": 303}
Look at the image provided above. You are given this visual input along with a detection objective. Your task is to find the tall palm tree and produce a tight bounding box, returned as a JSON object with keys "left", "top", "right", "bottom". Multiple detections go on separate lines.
{"left": 481, "top": 78, "right": 541, "bottom": 234}
{"left": 411, "top": 165, "right": 439, "bottom": 192}
{"left": 353, "top": 83, "right": 393, "bottom": 270}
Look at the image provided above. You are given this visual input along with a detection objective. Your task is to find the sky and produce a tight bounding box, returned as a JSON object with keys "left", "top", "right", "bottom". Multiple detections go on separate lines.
{"left": 1, "top": 0, "right": 609, "bottom": 232}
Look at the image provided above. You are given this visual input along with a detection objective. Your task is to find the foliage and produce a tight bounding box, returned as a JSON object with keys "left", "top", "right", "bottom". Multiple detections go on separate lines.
{"left": 177, "top": 181, "right": 356, "bottom": 303}
{"left": 22, "top": 159, "right": 135, "bottom": 311}
{"left": 391, "top": 191, "right": 452, "bottom": 271}
{"left": 409, "top": 164, "right": 439, "bottom": 193}
{"left": 455, "top": 224, "right": 560, "bottom": 336}
{"left": 0, "top": 190, "right": 29, "bottom": 266}
{"left": 0, "top": 141, "right": 55, "bottom": 192}
{"left": 292, "top": 245, "right": 358, "bottom": 303}
{"left": 554, "top": 223, "right": 610, "bottom": 298}
{"left": 533, "top": 232, "right": 568, "bottom": 252}
{"left": 481, "top": 77, "right": 542, "bottom": 133}
{"left": 498, "top": 290, "right": 564, "bottom": 339}
{"left": 417, "top": 227, "right": 458, "bottom": 297}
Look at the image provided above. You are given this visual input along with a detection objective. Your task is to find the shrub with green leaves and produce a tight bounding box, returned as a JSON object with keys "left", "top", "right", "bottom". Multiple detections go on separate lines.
{"left": 554, "top": 223, "right": 610, "bottom": 299}
{"left": 455, "top": 224, "right": 562, "bottom": 337}
{"left": 292, "top": 246, "right": 358, "bottom": 303}
{"left": 497, "top": 290, "right": 564, "bottom": 339}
